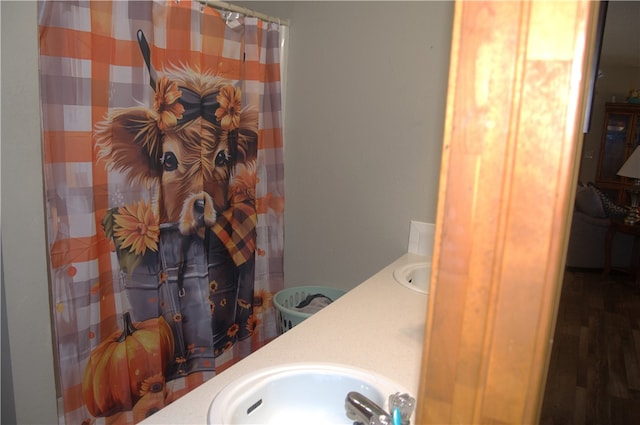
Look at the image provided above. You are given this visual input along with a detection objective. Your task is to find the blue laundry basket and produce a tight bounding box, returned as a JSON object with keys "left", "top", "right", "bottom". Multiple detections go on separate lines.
{"left": 274, "top": 286, "right": 346, "bottom": 334}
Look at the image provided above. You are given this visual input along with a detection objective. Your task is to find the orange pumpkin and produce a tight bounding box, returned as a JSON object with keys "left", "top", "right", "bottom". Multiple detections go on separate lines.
{"left": 82, "top": 312, "right": 174, "bottom": 417}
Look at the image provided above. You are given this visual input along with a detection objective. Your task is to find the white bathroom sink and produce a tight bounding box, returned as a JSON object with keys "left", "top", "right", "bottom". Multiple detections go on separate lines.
{"left": 393, "top": 262, "right": 431, "bottom": 294}
{"left": 207, "top": 363, "right": 409, "bottom": 424}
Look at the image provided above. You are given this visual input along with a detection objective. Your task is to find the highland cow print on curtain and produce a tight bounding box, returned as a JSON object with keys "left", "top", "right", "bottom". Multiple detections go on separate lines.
{"left": 37, "top": 1, "right": 285, "bottom": 423}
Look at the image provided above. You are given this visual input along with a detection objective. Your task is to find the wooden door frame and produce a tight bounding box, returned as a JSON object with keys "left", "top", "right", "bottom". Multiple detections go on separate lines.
{"left": 417, "top": 1, "right": 600, "bottom": 423}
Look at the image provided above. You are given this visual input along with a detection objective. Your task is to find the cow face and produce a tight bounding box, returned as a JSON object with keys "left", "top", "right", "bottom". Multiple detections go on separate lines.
{"left": 95, "top": 68, "right": 257, "bottom": 236}
{"left": 160, "top": 119, "right": 235, "bottom": 234}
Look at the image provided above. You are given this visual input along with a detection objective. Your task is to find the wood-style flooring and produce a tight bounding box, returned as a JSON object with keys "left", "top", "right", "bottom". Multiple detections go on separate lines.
{"left": 540, "top": 268, "right": 640, "bottom": 425}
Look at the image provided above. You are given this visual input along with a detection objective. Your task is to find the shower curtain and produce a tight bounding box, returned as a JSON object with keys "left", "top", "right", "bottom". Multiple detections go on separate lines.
{"left": 37, "top": 1, "right": 285, "bottom": 423}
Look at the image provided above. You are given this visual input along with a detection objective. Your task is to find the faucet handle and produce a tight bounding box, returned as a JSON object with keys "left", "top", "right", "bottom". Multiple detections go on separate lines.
{"left": 345, "top": 391, "right": 392, "bottom": 425}
{"left": 388, "top": 392, "right": 416, "bottom": 425}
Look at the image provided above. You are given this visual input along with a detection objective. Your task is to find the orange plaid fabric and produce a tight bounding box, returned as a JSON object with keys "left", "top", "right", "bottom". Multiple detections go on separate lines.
{"left": 213, "top": 188, "right": 257, "bottom": 266}
{"left": 39, "top": 1, "right": 285, "bottom": 424}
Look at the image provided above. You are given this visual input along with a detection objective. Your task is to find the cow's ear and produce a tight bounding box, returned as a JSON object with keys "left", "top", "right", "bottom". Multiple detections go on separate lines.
{"left": 94, "top": 107, "right": 163, "bottom": 185}
{"left": 236, "top": 107, "right": 258, "bottom": 164}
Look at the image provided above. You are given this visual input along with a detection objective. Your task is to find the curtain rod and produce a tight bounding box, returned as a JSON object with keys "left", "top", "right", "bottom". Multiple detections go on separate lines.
{"left": 200, "top": 1, "right": 290, "bottom": 26}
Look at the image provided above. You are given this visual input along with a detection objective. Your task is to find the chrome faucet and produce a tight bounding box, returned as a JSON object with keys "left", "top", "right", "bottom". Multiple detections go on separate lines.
{"left": 345, "top": 391, "right": 391, "bottom": 425}
{"left": 345, "top": 391, "right": 415, "bottom": 425}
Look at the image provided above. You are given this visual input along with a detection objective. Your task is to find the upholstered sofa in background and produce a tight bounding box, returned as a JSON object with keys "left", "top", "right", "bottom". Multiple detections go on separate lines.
{"left": 565, "top": 182, "right": 635, "bottom": 269}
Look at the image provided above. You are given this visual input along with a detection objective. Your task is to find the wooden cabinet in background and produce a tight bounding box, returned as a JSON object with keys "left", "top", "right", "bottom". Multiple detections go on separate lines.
{"left": 595, "top": 102, "right": 640, "bottom": 204}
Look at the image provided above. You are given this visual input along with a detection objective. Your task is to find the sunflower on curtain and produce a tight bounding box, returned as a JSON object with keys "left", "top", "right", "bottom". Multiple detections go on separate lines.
{"left": 38, "top": 1, "right": 285, "bottom": 423}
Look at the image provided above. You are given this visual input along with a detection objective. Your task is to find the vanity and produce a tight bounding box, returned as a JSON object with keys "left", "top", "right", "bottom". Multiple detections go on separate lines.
{"left": 141, "top": 252, "right": 429, "bottom": 424}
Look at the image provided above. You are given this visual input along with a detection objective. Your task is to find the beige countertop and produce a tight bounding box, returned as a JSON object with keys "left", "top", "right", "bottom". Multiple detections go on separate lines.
{"left": 142, "top": 253, "right": 429, "bottom": 424}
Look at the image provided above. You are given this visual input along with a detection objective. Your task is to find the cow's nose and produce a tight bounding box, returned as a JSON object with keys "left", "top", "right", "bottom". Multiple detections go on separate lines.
{"left": 193, "top": 198, "right": 206, "bottom": 227}
{"left": 194, "top": 198, "right": 205, "bottom": 214}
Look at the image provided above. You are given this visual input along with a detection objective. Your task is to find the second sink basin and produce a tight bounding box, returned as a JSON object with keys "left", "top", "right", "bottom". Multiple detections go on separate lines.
{"left": 207, "top": 363, "right": 409, "bottom": 424}
{"left": 393, "top": 262, "right": 431, "bottom": 294}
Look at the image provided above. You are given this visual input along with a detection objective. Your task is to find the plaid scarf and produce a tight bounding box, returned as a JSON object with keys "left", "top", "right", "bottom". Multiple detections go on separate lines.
{"left": 212, "top": 187, "right": 257, "bottom": 266}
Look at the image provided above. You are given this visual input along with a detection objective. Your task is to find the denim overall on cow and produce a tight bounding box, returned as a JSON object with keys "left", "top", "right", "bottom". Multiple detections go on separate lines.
{"left": 107, "top": 193, "right": 256, "bottom": 379}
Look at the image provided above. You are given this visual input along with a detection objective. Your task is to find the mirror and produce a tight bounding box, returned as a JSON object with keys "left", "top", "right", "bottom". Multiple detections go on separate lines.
{"left": 2, "top": 2, "right": 452, "bottom": 422}
{"left": 2, "top": 1, "right": 617, "bottom": 423}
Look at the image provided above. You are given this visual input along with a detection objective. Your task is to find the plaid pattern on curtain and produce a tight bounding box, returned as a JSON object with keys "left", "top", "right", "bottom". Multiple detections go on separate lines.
{"left": 38, "top": 1, "right": 284, "bottom": 423}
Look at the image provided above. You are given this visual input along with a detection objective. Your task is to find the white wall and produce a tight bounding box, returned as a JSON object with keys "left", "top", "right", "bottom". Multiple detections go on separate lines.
{"left": 242, "top": 1, "right": 454, "bottom": 290}
{"left": 1, "top": 1, "right": 59, "bottom": 424}
{"left": 1, "top": 1, "right": 453, "bottom": 422}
